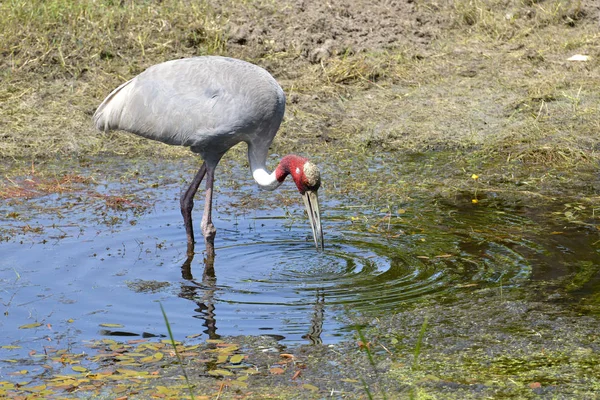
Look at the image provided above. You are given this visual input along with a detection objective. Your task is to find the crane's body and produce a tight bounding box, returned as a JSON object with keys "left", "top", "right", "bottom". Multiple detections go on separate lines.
{"left": 94, "top": 56, "right": 323, "bottom": 257}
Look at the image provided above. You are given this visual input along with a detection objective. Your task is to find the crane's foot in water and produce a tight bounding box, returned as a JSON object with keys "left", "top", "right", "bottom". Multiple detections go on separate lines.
{"left": 203, "top": 223, "right": 217, "bottom": 261}
{"left": 186, "top": 239, "right": 195, "bottom": 258}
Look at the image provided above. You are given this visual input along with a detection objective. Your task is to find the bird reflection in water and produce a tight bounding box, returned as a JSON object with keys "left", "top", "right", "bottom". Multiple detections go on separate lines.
{"left": 302, "top": 289, "right": 325, "bottom": 345}
{"left": 179, "top": 256, "right": 326, "bottom": 345}
{"left": 179, "top": 254, "right": 219, "bottom": 340}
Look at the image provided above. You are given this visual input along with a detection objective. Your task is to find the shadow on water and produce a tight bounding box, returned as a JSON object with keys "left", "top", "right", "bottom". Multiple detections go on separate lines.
{"left": 0, "top": 154, "right": 599, "bottom": 366}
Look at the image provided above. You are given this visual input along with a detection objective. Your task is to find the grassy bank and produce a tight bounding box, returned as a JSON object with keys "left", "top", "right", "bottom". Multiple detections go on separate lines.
{"left": 1, "top": 0, "right": 599, "bottom": 196}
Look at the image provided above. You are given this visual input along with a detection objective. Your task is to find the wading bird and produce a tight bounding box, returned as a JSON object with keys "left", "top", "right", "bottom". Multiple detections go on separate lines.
{"left": 93, "top": 56, "right": 324, "bottom": 258}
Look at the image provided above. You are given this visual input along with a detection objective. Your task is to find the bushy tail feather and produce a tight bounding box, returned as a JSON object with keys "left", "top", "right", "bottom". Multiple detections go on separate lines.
{"left": 93, "top": 78, "right": 134, "bottom": 132}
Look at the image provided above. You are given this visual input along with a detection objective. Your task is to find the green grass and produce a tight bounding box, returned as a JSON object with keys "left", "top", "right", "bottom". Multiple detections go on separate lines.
{"left": 1, "top": 0, "right": 599, "bottom": 203}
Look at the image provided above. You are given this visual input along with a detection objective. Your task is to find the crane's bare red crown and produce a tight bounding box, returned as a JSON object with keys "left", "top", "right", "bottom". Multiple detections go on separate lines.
{"left": 276, "top": 155, "right": 321, "bottom": 193}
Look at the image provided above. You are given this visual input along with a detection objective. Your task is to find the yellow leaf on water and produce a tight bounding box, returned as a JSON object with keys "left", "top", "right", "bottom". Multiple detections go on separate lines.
{"left": 27, "top": 384, "right": 47, "bottom": 391}
{"left": 229, "top": 380, "right": 248, "bottom": 388}
{"left": 208, "top": 369, "right": 233, "bottom": 377}
{"left": 153, "top": 352, "right": 164, "bottom": 361}
{"left": 19, "top": 323, "right": 42, "bottom": 329}
{"left": 123, "top": 352, "right": 146, "bottom": 357}
{"left": 1, "top": 346, "right": 21, "bottom": 349}
{"left": 116, "top": 368, "right": 145, "bottom": 376}
{"left": 99, "top": 323, "right": 124, "bottom": 328}
{"left": 72, "top": 366, "right": 87, "bottom": 373}
{"left": 229, "top": 354, "right": 244, "bottom": 364}
{"left": 161, "top": 339, "right": 181, "bottom": 345}
{"left": 303, "top": 384, "right": 319, "bottom": 392}
{"left": 217, "top": 355, "right": 228, "bottom": 364}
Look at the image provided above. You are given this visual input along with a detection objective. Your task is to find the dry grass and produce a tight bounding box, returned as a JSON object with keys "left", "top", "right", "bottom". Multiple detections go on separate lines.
{"left": 1, "top": 0, "right": 599, "bottom": 199}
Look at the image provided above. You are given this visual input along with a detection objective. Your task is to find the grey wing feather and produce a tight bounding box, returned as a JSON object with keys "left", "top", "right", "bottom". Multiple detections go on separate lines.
{"left": 92, "top": 57, "right": 285, "bottom": 160}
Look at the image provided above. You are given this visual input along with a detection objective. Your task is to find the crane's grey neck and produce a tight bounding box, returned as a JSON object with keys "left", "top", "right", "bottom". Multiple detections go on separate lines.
{"left": 252, "top": 168, "right": 283, "bottom": 191}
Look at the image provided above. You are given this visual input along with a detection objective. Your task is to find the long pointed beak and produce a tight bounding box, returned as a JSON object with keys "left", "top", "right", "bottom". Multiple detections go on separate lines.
{"left": 301, "top": 190, "right": 324, "bottom": 251}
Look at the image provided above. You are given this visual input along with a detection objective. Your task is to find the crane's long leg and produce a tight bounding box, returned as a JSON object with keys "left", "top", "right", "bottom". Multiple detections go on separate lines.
{"left": 201, "top": 164, "right": 217, "bottom": 259}
{"left": 181, "top": 162, "right": 207, "bottom": 256}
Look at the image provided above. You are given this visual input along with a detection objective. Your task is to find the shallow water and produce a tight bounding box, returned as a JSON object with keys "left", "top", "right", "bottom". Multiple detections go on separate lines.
{"left": 1, "top": 155, "right": 598, "bottom": 365}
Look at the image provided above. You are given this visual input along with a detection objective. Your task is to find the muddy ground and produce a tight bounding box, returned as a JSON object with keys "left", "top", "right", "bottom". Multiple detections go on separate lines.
{"left": 2, "top": 0, "right": 600, "bottom": 398}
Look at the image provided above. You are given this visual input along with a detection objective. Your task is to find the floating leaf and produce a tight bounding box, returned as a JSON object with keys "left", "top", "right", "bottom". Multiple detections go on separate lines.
{"left": 244, "top": 368, "right": 259, "bottom": 375}
{"left": 26, "top": 384, "right": 47, "bottom": 391}
{"left": 19, "top": 323, "right": 42, "bottom": 329}
{"left": 1, "top": 346, "right": 21, "bottom": 349}
{"left": 208, "top": 369, "right": 233, "bottom": 377}
{"left": 186, "top": 333, "right": 202, "bottom": 339}
{"left": 216, "top": 355, "right": 228, "bottom": 364}
{"left": 161, "top": 339, "right": 181, "bottom": 345}
{"left": 269, "top": 367, "right": 285, "bottom": 375}
{"left": 99, "top": 323, "right": 124, "bottom": 328}
{"left": 124, "top": 352, "right": 146, "bottom": 357}
{"left": 229, "top": 354, "right": 244, "bottom": 364}
{"left": 72, "top": 366, "right": 87, "bottom": 373}
{"left": 303, "top": 384, "right": 319, "bottom": 392}
{"left": 229, "top": 380, "right": 248, "bottom": 388}
{"left": 225, "top": 364, "right": 247, "bottom": 369}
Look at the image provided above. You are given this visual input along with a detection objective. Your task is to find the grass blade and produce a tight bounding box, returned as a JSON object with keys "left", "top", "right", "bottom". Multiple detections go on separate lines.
{"left": 160, "top": 302, "right": 195, "bottom": 400}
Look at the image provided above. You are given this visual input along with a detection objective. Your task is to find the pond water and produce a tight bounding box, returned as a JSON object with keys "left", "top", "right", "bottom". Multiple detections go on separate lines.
{"left": 1, "top": 155, "right": 599, "bottom": 367}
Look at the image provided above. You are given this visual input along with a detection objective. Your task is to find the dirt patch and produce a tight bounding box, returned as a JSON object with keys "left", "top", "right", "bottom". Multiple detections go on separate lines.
{"left": 218, "top": 0, "right": 440, "bottom": 63}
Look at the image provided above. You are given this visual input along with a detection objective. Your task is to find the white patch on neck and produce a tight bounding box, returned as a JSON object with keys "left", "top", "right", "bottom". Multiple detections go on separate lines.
{"left": 252, "top": 168, "right": 283, "bottom": 191}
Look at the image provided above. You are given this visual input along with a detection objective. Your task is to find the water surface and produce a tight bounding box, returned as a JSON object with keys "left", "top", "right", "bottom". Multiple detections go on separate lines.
{"left": 1, "top": 156, "right": 598, "bottom": 367}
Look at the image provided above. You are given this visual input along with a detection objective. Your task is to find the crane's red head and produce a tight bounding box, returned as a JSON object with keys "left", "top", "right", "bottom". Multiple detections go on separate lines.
{"left": 275, "top": 154, "right": 324, "bottom": 250}
{"left": 275, "top": 155, "right": 321, "bottom": 194}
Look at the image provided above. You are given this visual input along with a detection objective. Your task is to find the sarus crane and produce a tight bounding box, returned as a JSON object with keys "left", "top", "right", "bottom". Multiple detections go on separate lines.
{"left": 93, "top": 56, "right": 324, "bottom": 258}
